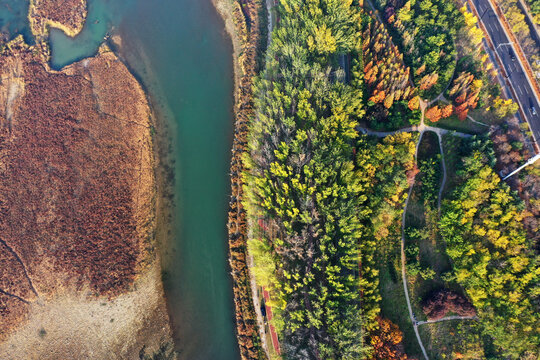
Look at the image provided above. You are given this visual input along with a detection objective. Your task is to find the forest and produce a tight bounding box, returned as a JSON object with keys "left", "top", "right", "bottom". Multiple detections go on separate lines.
{"left": 360, "top": 11, "right": 420, "bottom": 129}
{"left": 440, "top": 142, "right": 539, "bottom": 359}
{"left": 240, "top": 0, "right": 539, "bottom": 359}
{"left": 244, "top": 1, "right": 418, "bottom": 354}
{"left": 374, "top": 0, "right": 463, "bottom": 97}
{"left": 245, "top": 0, "right": 367, "bottom": 357}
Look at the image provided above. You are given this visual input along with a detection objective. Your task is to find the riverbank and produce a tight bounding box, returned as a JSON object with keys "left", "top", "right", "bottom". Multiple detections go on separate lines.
{"left": 213, "top": 0, "right": 267, "bottom": 359}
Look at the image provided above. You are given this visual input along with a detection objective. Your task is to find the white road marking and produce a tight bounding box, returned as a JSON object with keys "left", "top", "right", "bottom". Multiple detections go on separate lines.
{"left": 518, "top": 85, "right": 523, "bottom": 95}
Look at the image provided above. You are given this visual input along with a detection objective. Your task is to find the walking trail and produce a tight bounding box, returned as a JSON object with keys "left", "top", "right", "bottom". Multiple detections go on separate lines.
{"left": 396, "top": 102, "right": 480, "bottom": 359}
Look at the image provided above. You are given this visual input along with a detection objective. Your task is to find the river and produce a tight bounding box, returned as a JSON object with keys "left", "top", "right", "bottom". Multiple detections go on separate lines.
{"left": 0, "top": 0, "right": 239, "bottom": 359}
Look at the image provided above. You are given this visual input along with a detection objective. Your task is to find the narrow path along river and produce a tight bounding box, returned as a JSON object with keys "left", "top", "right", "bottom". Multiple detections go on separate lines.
{"left": 36, "top": 0, "right": 240, "bottom": 359}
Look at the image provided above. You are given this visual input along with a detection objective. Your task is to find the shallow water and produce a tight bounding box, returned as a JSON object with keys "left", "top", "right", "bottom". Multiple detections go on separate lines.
{"left": 48, "top": 0, "right": 136, "bottom": 69}
{"left": 113, "top": 2, "right": 239, "bottom": 359}
{"left": 1, "top": 1, "right": 239, "bottom": 359}
{"left": 0, "top": 0, "right": 32, "bottom": 43}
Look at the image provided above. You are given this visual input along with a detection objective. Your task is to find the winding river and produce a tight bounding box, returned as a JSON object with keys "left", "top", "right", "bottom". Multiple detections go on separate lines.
{"left": 1, "top": 0, "right": 239, "bottom": 358}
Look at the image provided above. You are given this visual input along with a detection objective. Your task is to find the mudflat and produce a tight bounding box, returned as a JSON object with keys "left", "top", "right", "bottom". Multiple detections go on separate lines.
{"left": 0, "top": 2, "right": 173, "bottom": 359}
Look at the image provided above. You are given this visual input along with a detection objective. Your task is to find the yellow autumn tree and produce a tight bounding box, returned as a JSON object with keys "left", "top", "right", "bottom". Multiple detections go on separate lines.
{"left": 307, "top": 23, "right": 337, "bottom": 54}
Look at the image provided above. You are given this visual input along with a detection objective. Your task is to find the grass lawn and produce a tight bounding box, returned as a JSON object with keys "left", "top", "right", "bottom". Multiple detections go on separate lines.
{"left": 468, "top": 107, "right": 505, "bottom": 126}
{"left": 379, "top": 260, "right": 423, "bottom": 358}
{"left": 417, "top": 131, "right": 441, "bottom": 161}
{"left": 441, "top": 134, "right": 468, "bottom": 197}
{"left": 426, "top": 113, "right": 487, "bottom": 134}
{"left": 403, "top": 131, "right": 466, "bottom": 324}
{"left": 406, "top": 131, "right": 441, "bottom": 229}
{"left": 418, "top": 320, "right": 485, "bottom": 359}
{"left": 405, "top": 185, "right": 425, "bottom": 229}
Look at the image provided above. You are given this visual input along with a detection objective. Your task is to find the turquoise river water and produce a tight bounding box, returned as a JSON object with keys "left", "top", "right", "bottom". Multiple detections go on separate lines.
{"left": 0, "top": 0, "right": 239, "bottom": 358}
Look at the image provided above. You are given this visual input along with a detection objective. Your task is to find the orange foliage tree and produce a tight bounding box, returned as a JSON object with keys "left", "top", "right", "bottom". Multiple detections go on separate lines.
{"left": 408, "top": 96, "right": 420, "bottom": 111}
{"left": 441, "top": 104, "right": 453, "bottom": 118}
{"left": 370, "top": 317, "right": 409, "bottom": 360}
{"left": 448, "top": 72, "right": 482, "bottom": 121}
{"left": 419, "top": 72, "right": 439, "bottom": 91}
{"left": 362, "top": 13, "right": 416, "bottom": 107}
{"left": 425, "top": 105, "right": 442, "bottom": 122}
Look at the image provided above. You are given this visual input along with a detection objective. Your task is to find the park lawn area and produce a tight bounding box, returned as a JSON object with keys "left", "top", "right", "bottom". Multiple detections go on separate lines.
{"left": 417, "top": 131, "right": 442, "bottom": 163}
{"left": 405, "top": 131, "right": 441, "bottom": 227}
{"left": 441, "top": 134, "right": 468, "bottom": 197}
{"left": 406, "top": 209, "right": 457, "bottom": 321}
{"left": 404, "top": 184, "right": 425, "bottom": 229}
{"left": 378, "top": 259, "right": 423, "bottom": 359}
{"left": 418, "top": 320, "right": 485, "bottom": 359}
{"left": 426, "top": 112, "right": 487, "bottom": 134}
{"left": 468, "top": 107, "right": 505, "bottom": 126}
{"left": 406, "top": 209, "right": 456, "bottom": 325}
{"left": 404, "top": 131, "right": 464, "bottom": 323}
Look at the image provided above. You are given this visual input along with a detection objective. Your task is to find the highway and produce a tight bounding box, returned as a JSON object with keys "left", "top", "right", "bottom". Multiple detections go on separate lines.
{"left": 472, "top": 0, "right": 540, "bottom": 149}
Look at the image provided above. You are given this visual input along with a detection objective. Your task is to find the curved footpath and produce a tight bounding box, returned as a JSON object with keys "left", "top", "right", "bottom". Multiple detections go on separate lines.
{"left": 397, "top": 109, "right": 479, "bottom": 359}
{"left": 401, "top": 167, "right": 430, "bottom": 360}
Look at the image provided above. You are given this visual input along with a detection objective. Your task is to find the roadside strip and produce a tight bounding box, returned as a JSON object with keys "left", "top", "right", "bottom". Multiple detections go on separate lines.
{"left": 468, "top": 0, "right": 540, "bottom": 150}
{"left": 486, "top": 0, "right": 540, "bottom": 99}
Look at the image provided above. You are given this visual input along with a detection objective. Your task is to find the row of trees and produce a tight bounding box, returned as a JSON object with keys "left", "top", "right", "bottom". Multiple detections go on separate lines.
{"left": 440, "top": 143, "right": 539, "bottom": 359}
{"left": 227, "top": 0, "right": 266, "bottom": 358}
{"left": 245, "top": 0, "right": 368, "bottom": 358}
{"left": 455, "top": 5, "right": 520, "bottom": 121}
{"left": 375, "top": 0, "right": 463, "bottom": 97}
{"left": 360, "top": 12, "right": 421, "bottom": 129}
{"left": 355, "top": 133, "right": 418, "bottom": 330}
{"left": 525, "top": 0, "right": 540, "bottom": 21}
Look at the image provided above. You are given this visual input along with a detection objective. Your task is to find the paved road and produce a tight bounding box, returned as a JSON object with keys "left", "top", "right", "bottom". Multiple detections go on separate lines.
{"left": 472, "top": 0, "right": 540, "bottom": 149}
{"left": 517, "top": 0, "right": 540, "bottom": 46}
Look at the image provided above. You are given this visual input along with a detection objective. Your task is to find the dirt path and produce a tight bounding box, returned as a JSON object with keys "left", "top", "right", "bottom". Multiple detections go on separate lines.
{"left": 247, "top": 251, "right": 270, "bottom": 356}
{"left": 0, "top": 238, "right": 39, "bottom": 299}
{"left": 0, "top": 289, "right": 30, "bottom": 304}
{"left": 266, "top": 0, "right": 273, "bottom": 46}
